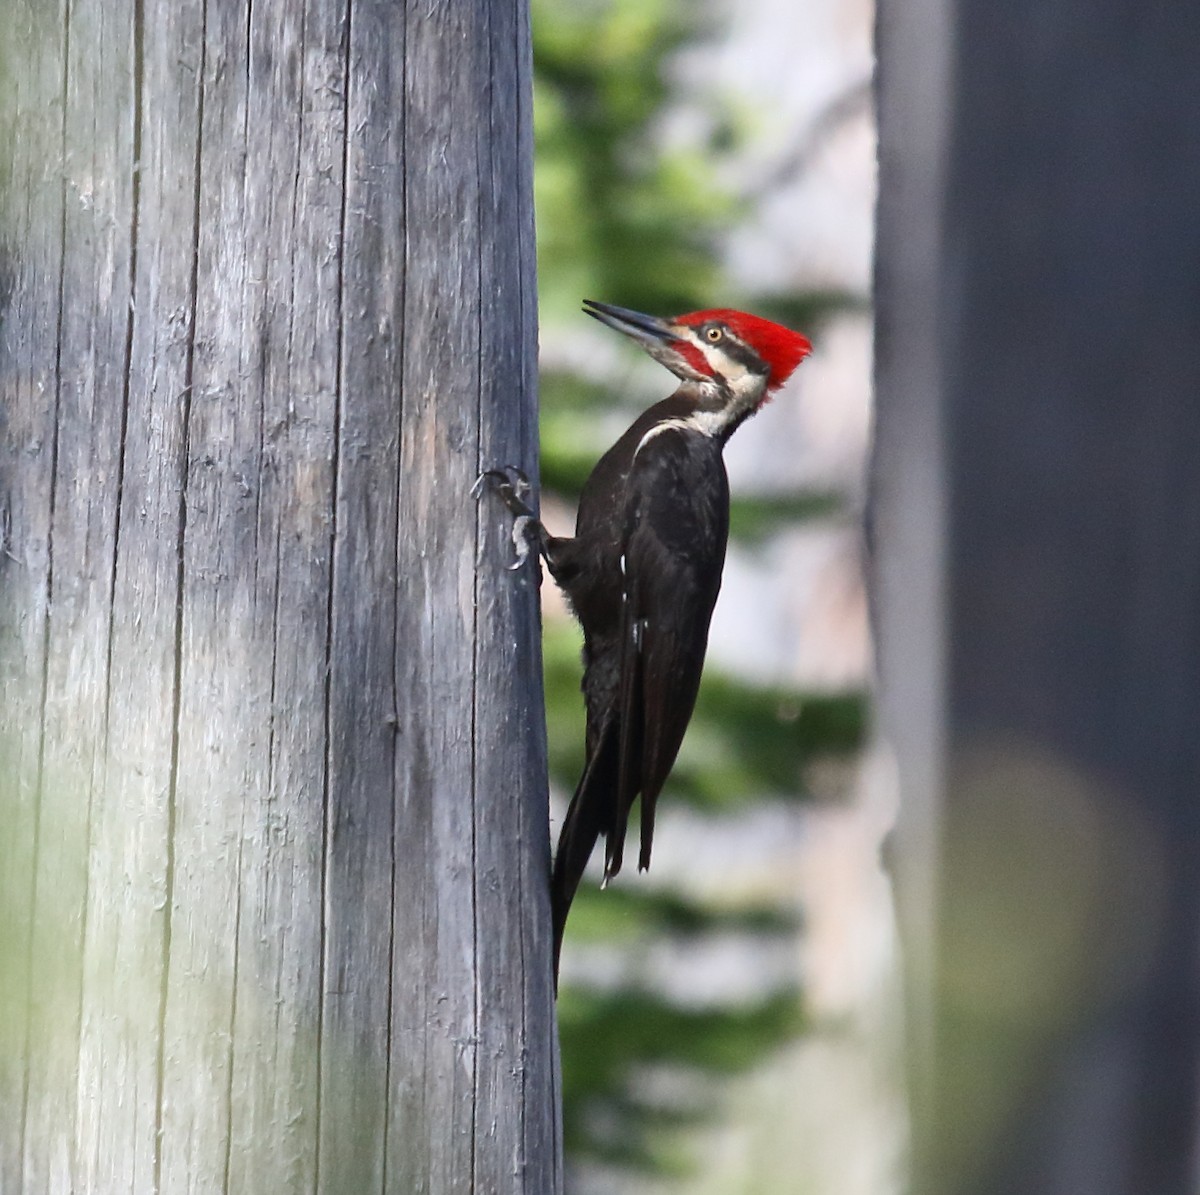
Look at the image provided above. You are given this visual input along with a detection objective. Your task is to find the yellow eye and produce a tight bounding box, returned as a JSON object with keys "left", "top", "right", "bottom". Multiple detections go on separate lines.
{"left": 706, "top": 326, "right": 723, "bottom": 343}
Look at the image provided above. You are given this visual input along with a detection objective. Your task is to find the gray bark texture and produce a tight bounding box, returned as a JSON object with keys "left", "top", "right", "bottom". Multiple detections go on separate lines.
{"left": 0, "top": 1, "right": 561, "bottom": 1192}
{"left": 876, "top": 1, "right": 1200, "bottom": 1193}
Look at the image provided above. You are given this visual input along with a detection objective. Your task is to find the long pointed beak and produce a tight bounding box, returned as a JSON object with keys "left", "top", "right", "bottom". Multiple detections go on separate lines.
{"left": 582, "top": 299, "right": 676, "bottom": 347}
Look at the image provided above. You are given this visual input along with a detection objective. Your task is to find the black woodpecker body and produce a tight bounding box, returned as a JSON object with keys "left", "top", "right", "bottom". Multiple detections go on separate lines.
{"left": 482, "top": 300, "right": 811, "bottom": 984}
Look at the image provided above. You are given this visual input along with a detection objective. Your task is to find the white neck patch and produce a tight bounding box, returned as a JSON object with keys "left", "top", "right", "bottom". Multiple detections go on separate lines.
{"left": 632, "top": 408, "right": 736, "bottom": 457}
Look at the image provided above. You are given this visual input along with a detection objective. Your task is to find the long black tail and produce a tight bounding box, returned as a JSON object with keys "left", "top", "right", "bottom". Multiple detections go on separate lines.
{"left": 550, "top": 722, "right": 619, "bottom": 988}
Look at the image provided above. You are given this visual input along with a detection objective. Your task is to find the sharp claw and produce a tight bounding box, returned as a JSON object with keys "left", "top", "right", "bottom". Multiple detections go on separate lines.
{"left": 472, "top": 469, "right": 509, "bottom": 500}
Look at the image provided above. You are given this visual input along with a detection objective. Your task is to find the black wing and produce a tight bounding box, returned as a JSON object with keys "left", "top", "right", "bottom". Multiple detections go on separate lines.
{"left": 604, "top": 426, "right": 729, "bottom": 878}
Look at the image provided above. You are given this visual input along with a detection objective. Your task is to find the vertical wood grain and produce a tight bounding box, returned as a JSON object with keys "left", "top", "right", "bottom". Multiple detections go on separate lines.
{"left": 0, "top": 0, "right": 558, "bottom": 1189}
{"left": 75, "top": 0, "right": 197, "bottom": 1185}
{"left": 0, "top": 4, "right": 68, "bottom": 1192}
{"left": 19, "top": 0, "right": 140, "bottom": 1189}
{"left": 318, "top": 0, "right": 403, "bottom": 1187}
{"left": 387, "top": 4, "right": 487, "bottom": 1188}
{"left": 471, "top": 0, "right": 561, "bottom": 1185}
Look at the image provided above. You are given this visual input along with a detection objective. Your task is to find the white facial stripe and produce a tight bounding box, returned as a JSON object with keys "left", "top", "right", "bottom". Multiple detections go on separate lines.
{"left": 697, "top": 337, "right": 768, "bottom": 406}
{"left": 698, "top": 338, "right": 748, "bottom": 380}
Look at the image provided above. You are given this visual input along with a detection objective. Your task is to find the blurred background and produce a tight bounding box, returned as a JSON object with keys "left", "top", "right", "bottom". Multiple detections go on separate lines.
{"left": 529, "top": 0, "right": 904, "bottom": 1189}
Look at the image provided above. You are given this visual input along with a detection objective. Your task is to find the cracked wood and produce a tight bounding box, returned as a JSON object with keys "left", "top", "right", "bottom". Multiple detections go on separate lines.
{"left": 0, "top": 1, "right": 559, "bottom": 1191}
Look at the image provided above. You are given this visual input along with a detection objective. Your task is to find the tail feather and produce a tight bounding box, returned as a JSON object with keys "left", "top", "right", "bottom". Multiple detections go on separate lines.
{"left": 550, "top": 720, "right": 619, "bottom": 988}
{"left": 638, "top": 791, "right": 658, "bottom": 872}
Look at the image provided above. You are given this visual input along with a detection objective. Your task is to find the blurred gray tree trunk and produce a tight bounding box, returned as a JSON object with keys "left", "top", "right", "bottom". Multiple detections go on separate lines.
{"left": 0, "top": 1, "right": 560, "bottom": 1191}
{"left": 875, "top": 1, "right": 1200, "bottom": 1193}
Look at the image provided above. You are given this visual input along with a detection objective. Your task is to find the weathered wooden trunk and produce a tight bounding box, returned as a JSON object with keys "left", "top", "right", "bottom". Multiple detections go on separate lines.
{"left": 875, "top": 0, "right": 1200, "bottom": 1191}
{"left": 0, "top": 1, "right": 560, "bottom": 1191}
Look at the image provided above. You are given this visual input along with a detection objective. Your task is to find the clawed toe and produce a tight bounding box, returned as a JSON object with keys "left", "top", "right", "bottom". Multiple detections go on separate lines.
{"left": 472, "top": 468, "right": 512, "bottom": 500}
{"left": 503, "top": 466, "right": 531, "bottom": 499}
{"left": 475, "top": 465, "right": 544, "bottom": 570}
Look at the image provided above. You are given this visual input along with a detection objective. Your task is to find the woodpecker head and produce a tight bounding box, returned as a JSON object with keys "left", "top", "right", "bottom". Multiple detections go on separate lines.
{"left": 583, "top": 299, "right": 812, "bottom": 417}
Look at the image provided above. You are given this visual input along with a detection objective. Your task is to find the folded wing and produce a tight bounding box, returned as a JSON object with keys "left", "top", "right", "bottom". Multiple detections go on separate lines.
{"left": 605, "top": 427, "right": 729, "bottom": 878}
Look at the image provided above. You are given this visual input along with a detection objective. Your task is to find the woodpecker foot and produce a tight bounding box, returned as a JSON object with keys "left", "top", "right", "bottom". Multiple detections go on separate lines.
{"left": 509, "top": 515, "right": 537, "bottom": 570}
{"left": 474, "top": 466, "right": 542, "bottom": 570}
{"left": 473, "top": 466, "right": 533, "bottom": 514}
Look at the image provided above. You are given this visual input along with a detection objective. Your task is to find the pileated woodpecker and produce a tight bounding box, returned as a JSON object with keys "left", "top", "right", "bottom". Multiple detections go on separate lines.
{"left": 479, "top": 300, "right": 812, "bottom": 983}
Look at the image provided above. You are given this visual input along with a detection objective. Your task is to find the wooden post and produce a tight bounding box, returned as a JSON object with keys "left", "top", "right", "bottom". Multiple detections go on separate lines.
{"left": 0, "top": 1, "right": 560, "bottom": 1191}
{"left": 876, "top": 0, "right": 1200, "bottom": 1192}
